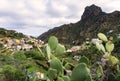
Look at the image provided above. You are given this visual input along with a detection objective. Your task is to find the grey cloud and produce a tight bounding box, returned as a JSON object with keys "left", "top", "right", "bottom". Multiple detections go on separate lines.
{"left": 46, "top": 0, "right": 81, "bottom": 19}
{"left": 0, "top": 10, "right": 24, "bottom": 20}
{"left": 46, "top": 1, "right": 62, "bottom": 17}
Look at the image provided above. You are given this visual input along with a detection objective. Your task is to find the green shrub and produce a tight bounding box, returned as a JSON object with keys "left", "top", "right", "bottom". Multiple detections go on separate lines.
{"left": 24, "top": 50, "right": 44, "bottom": 60}
{"left": 13, "top": 51, "right": 26, "bottom": 61}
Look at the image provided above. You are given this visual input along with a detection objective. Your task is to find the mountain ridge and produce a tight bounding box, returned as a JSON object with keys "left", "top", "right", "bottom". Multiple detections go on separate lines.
{"left": 38, "top": 4, "right": 120, "bottom": 45}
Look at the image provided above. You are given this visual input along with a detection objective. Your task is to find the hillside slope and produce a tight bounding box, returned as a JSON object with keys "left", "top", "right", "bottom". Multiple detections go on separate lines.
{"left": 38, "top": 4, "right": 120, "bottom": 45}
{"left": 0, "top": 28, "right": 25, "bottom": 39}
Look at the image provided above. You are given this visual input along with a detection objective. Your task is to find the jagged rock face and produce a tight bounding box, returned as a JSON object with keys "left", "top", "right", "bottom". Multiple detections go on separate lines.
{"left": 81, "top": 4, "right": 102, "bottom": 20}
{"left": 38, "top": 4, "right": 120, "bottom": 45}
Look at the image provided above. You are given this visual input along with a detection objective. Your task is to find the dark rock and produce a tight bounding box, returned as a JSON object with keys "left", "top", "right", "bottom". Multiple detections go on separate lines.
{"left": 81, "top": 4, "right": 102, "bottom": 20}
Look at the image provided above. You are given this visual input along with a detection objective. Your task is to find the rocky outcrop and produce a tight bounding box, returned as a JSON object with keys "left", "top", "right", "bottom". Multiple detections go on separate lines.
{"left": 81, "top": 4, "right": 103, "bottom": 20}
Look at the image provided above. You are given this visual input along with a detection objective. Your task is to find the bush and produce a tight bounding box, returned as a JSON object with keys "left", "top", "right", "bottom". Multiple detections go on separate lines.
{"left": 13, "top": 51, "right": 26, "bottom": 61}
{"left": 24, "top": 50, "right": 44, "bottom": 60}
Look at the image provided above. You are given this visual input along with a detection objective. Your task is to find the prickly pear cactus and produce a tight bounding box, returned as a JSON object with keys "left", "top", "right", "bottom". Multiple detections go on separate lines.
{"left": 105, "top": 41, "right": 114, "bottom": 52}
{"left": 48, "top": 68, "right": 57, "bottom": 81}
{"left": 108, "top": 55, "right": 119, "bottom": 66}
{"left": 50, "top": 58, "right": 63, "bottom": 74}
{"left": 71, "top": 63, "right": 92, "bottom": 81}
{"left": 98, "top": 33, "right": 108, "bottom": 42}
{"left": 96, "top": 43, "right": 106, "bottom": 53}
{"left": 57, "top": 77, "right": 64, "bottom": 81}
{"left": 97, "top": 65, "right": 103, "bottom": 76}
{"left": 55, "top": 44, "right": 65, "bottom": 56}
{"left": 97, "top": 65, "right": 103, "bottom": 79}
{"left": 79, "top": 56, "right": 89, "bottom": 65}
{"left": 62, "top": 76, "right": 70, "bottom": 81}
{"left": 46, "top": 45, "right": 51, "bottom": 60}
{"left": 64, "top": 63, "right": 71, "bottom": 70}
{"left": 48, "top": 36, "right": 58, "bottom": 50}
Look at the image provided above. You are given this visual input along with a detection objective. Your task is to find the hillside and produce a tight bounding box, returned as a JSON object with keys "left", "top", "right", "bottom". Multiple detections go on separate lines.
{"left": 0, "top": 28, "right": 25, "bottom": 39}
{"left": 38, "top": 4, "right": 120, "bottom": 45}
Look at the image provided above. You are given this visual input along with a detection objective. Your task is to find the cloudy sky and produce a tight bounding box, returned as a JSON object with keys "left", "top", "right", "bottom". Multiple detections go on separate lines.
{"left": 0, "top": 0, "right": 120, "bottom": 37}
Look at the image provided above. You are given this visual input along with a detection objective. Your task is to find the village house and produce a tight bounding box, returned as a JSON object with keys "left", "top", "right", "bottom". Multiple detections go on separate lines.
{"left": 0, "top": 36, "right": 45, "bottom": 52}
{"left": 66, "top": 46, "right": 81, "bottom": 52}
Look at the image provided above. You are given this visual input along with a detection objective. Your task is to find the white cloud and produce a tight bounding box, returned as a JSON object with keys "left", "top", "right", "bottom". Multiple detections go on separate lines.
{"left": 0, "top": 0, "right": 120, "bottom": 37}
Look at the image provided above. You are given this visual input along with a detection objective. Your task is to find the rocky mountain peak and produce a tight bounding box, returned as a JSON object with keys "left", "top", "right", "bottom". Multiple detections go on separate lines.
{"left": 38, "top": 5, "right": 120, "bottom": 45}
{"left": 81, "top": 4, "right": 102, "bottom": 20}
